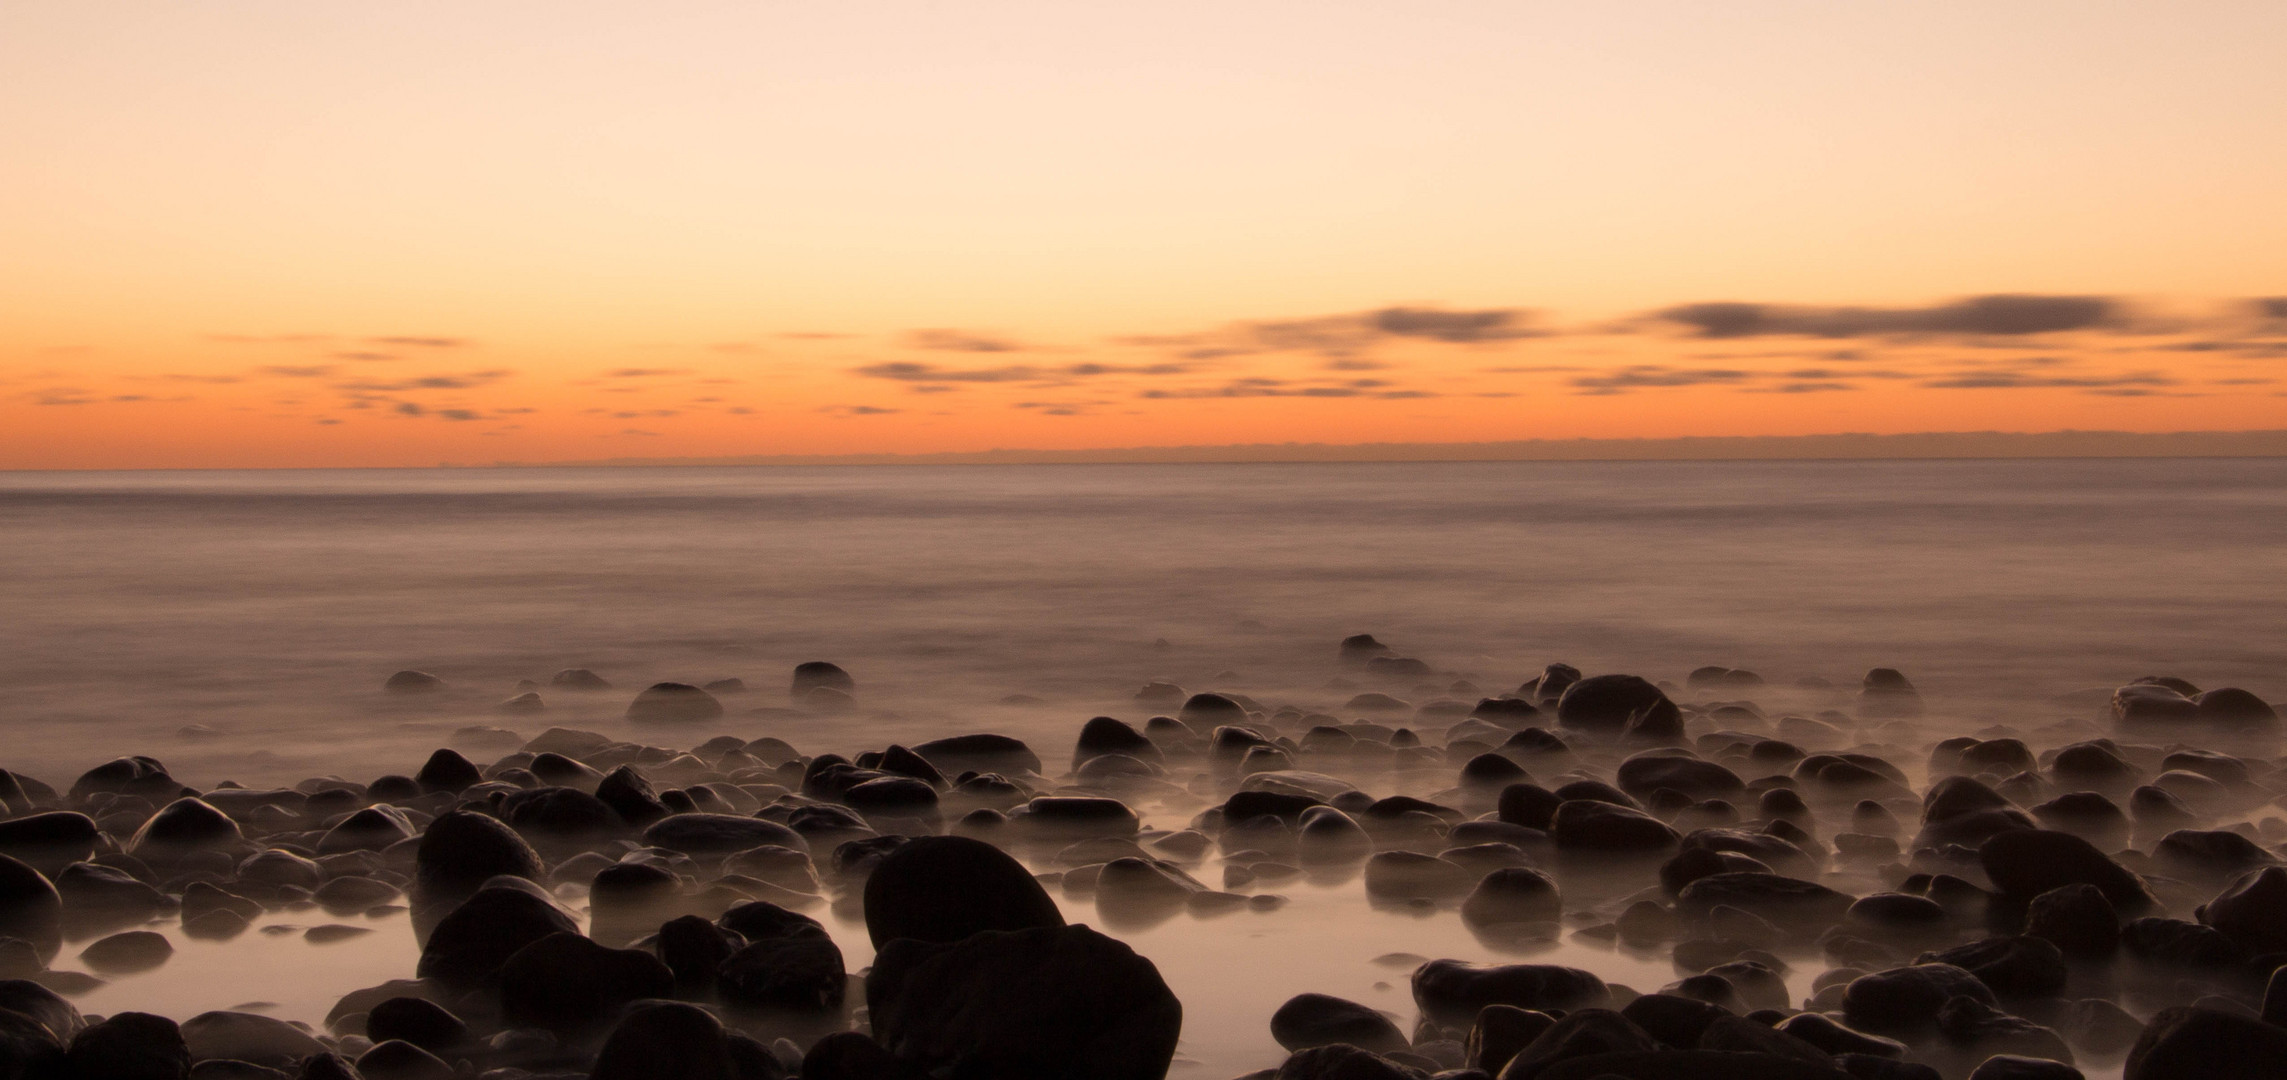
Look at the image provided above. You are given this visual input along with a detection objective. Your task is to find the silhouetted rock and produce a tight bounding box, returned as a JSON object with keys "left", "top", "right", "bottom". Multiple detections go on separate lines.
{"left": 1555, "top": 675, "right": 1681, "bottom": 738}
{"left": 1841, "top": 964, "right": 1996, "bottom": 1037}
{"left": 383, "top": 671, "right": 445, "bottom": 694}
{"left": 912, "top": 734, "right": 1041, "bottom": 776}
{"left": 792, "top": 661, "right": 856, "bottom": 696}
{"left": 497, "top": 931, "right": 674, "bottom": 1037}
{"left": 625, "top": 682, "right": 723, "bottom": 725}
{"left": 1461, "top": 867, "right": 1562, "bottom": 927}
{"left": 64, "top": 1010, "right": 185, "bottom": 1080}
{"left": 0, "top": 855, "right": 62, "bottom": 963}
{"left": 2198, "top": 866, "right": 2287, "bottom": 954}
{"left": 1550, "top": 801, "right": 1678, "bottom": 852}
{"left": 1411, "top": 960, "right": 1608, "bottom": 1028}
{"left": 69, "top": 757, "right": 180, "bottom": 803}
{"left": 1979, "top": 829, "right": 2154, "bottom": 913}
{"left": 590, "top": 1002, "right": 739, "bottom": 1080}
{"left": 641, "top": 814, "right": 805, "bottom": 856}
{"left": 595, "top": 766, "right": 669, "bottom": 827}
{"left": 1917, "top": 937, "right": 2066, "bottom": 1000}
{"left": 179, "top": 1011, "right": 325, "bottom": 1066}
{"left": 867, "top": 924, "right": 1180, "bottom": 1080}
{"left": 363, "top": 997, "right": 465, "bottom": 1054}
{"left": 1270, "top": 993, "right": 1408, "bottom": 1055}
{"left": 79, "top": 931, "right": 171, "bottom": 975}
{"left": 413, "top": 810, "right": 543, "bottom": 916}
{"left": 2123, "top": 1006, "right": 2287, "bottom": 1080}
{"left": 414, "top": 878, "right": 579, "bottom": 988}
{"left": 2023, "top": 884, "right": 2119, "bottom": 958}
{"left": 0, "top": 813, "right": 98, "bottom": 878}
{"left": 862, "top": 835, "right": 1063, "bottom": 949}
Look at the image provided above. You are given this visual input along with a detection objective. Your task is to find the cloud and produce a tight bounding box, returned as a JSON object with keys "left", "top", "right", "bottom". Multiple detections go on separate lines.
{"left": 259, "top": 365, "right": 338, "bottom": 379}
{"left": 437, "top": 409, "right": 481, "bottom": 421}
{"left": 906, "top": 328, "right": 1026, "bottom": 353}
{"left": 331, "top": 352, "right": 397, "bottom": 362}
{"left": 1137, "top": 378, "right": 1437, "bottom": 400}
{"left": 604, "top": 368, "right": 694, "bottom": 378}
{"left": 852, "top": 360, "right": 1194, "bottom": 384}
{"left": 334, "top": 369, "right": 514, "bottom": 392}
{"left": 2254, "top": 298, "right": 2287, "bottom": 320}
{"left": 1125, "top": 305, "right": 1541, "bottom": 362}
{"left": 208, "top": 333, "right": 330, "bottom": 344}
{"left": 1370, "top": 306, "right": 1539, "bottom": 343}
{"left": 395, "top": 402, "right": 424, "bottom": 416}
{"left": 1918, "top": 370, "right": 2177, "bottom": 390}
{"left": 1656, "top": 294, "right": 2119, "bottom": 338}
{"left": 1569, "top": 366, "right": 1753, "bottom": 393}
{"left": 369, "top": 336, "right": 467, "bottom": 348}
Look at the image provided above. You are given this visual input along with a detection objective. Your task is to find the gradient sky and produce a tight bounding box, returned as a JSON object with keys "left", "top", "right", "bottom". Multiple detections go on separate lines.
{"left": 4, "top": 1, "right": 2284, "bottom": 468}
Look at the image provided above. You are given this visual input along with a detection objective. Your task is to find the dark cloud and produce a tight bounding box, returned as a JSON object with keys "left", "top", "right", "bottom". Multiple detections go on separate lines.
{"left": 208, "top": 333, "right": 330, "bottom": 344}
{"left": 1137, "top": 378, "right": 1436, "bottom": 400}
{"left": 604, "top": 368, "right": 694, "bottom": 378}
{"left": 437, "top": 409, "right": 481, "bottom": 421}
{"left": 1569, "top": 366, "right": 1753, "bottom": 393}
{"left": 1370, "top": 306, "right": 1538, "bottom": 342}
{"left": 855, "top": 361, "right": 1039, "bottom": 383}
{"left": 395, "top": 402, "right": 424, "bottom": 416}
{"left": 1918, "top": 370, "right": 2176, "bottom": 390}
{"left": 369, "top": 336, "right": 467, "bottom": 348}
{"left": 335, "top": 369, "right": 514, "bottom": 392}
{"left": 1657, "top": 294, "right": 2119, "bottom": 338}
{"left": 779, "top": 331, "right": 853, "bottom": 340}
{"left": 331, "top": 351, "right": 399, "bottom": 362}
{"left": 1127, "top": 305, "right": 1540, "bottom": 361}
{"left": 906, "top": 329, "right": 1026, "bottom": 353}
{"left": 2254, "top": 298, "right": 2287, "bottom": 320}
{"left": 259, "top": 365, "right": 338, "bottom": 379}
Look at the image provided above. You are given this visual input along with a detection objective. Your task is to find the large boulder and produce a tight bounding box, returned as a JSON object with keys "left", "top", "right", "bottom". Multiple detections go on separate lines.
{"left": 63, "top": 1011, "right": 186, "bottom": 1080}
{"left": 67, "top": 757, "right": 179, "bottom": 803}
{"left": 0, "top": 855, "right": 61, "bottom": 963}
{"left": 625, "top": 682, "right": 724, "bottom": 725}
{"left": 414, "top": 878, "right": 580, "bottom": 988}
{"left": 1550, "top": 801, "right": 1678, "bottom": 852}
{"left": 589, "top": 1002, "right": 741, "bottom": 1080}
{"left": 412, "top": 811, "right": 543, "bottom": 917}
{"left": 911, "top": 734, "right": 1042, "bottom": 777}
{"left": 862, "top": 835, "right": 1064, "bottom": 949}
{"left": 2197, "top": 866, "right": 2287, "bottom": 954}
{"left": 640, "top": 814, "right": 806, "bottom": 857}
{"left": 1979, "top": 829, "right": 2154, "bottom": 913}
{"left": 1675, "top": 872, "right": 1854, "bottom": 929}
{"left": 1841, "top": 963, "right": 1996, "bottom": 1037}
{"left": 2125, "top": 1006, "right": 2287, "bottom": 1079}
{"left": 866, "top": 923, "right": 1180, "bottom": 1080}
{"left": 1555, "top": 675, "right": 1681, "bottom": 739}
{"left": 496, "top": 932, "right": 673, "bottom": 1037}
{"left": 1411, "top": 960, "right": 1608, "bottom": 1028}
{"left": 178, "top": 1011, "right": 325, "bottom": 1066}
{"left": 0, "top": 813, "right": 99, "bottom": 877}
{"left": 1269, "top": 993, "right": 1408, "bottom": 1055}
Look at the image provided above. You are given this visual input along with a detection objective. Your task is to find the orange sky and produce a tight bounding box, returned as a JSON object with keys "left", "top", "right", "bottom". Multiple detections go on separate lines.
{"left": 5, "top": 2, "right": 2285, "bottom": 468}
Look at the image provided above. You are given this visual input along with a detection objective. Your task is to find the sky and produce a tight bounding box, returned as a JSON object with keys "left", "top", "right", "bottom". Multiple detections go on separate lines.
{"left": 3, "top": 1, "right": 2284, "bottom": 469}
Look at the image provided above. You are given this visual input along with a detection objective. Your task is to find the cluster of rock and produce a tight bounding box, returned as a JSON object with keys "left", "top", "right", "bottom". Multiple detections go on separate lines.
{"left": 0, "top": 644, "right": 2280, "bottom": 1080}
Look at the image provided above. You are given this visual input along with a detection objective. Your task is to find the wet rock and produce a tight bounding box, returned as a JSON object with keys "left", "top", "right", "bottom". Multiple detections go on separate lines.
{"left": 1617, "top": 754, "right": 1745, "bottom": 801}
{"left": 1010, "top": 797, "right": 1139, "bottom": 841}
{"left": 861, "top": 835, "right": 1063, "bottom": 948}
{"left": 867, "top": 923, "right": 1180, "bottom": 1080}
{"left": 1297, "top": 807, "right": 1373, "bottom": 864}
{"left": 801, "top": 1031, "right": 926, "bottom": 1080}
{"left": 590, "top": 1002, "right": 741, "bottom": 1080}
{"left": 315, "top": 807, "right": 415, "bottom": 856}
{"left": 594, "top": 766, "right": 670, "bottom": 827}
{"left": 719, "top": 928, "right": 846, "bottom": 1014}
{"left": 1551, "top": 801, "right": 1678, "bottom": 852}
{"left": 1917, "top": 937, "right": 2066, "bottom": 1000}
{"left": 1968, "top": 1057, "right": 2084, "bottom": 1080}
{"left": 1412, "top": 960, "right": 1608, "bottom": 1028}
{"left": 363, "top": 997, "right": 465, "bottom": 1054}
{"left": 1778, "top": 1013, "right": 1906, "bottom": 1059}
{"left": 1498, "top": 1007, "right": 1659, "bottom": 1076}
{"left": 56, "top": 862, "right": 168, "bottom": 936}
{"left": 1618, "top": 992, "right": 1729, "bottom": 1050}
{"left": 178, "top": 1011, "right": 325, "bottom": 1066}
{"left": 1676, "top": 872, "right": 1854, "bottom": 929}
{"left": 2197, "top": 866, "right": 2287, "bottom": 954}
{"left": 1861, "top": 668, "right": 1924, "bottom": 719}
{"left": 625, "top": 683, "right": 724, "bottom": 725}
{"left": 414, "top": 878, "right": 579, "bottom": 988}
{"left": 2123, "top": 1005, "right": 2287, "bottom": 1079}
{"left": 2120, "top": 915, "right": 2245, "bottom": 968}
{"left": 383, "top": 670, "right": 445, "bottom": 694}
{"left": 1179, "top": 694, "right": 1248, "bottom": 732}
{"left": 0, "top": 813, "right": 100, "bottom": 877}
{"left": 1461, "top": 868, "right": 1561, "bottom": 927}
{"left": 0, "top": 857, "right": 62, "bottom": 963}
{"left": 413, "top": 811, "right": 543, "bottom": 916}
{"left": 1270, "top": 993, "right": 1408, "bottom": 1055}
{"left": 1841, "top": 964, "right": 1996, "bottom": 1037}
{"left": 792, "top": 660, "right": 856, "bottom": 695}
{"left": 1073, "top": 717, "right": 1160, "bottom": 770}
{"left": 2195, "top": 687, "right": 2278, "bottom": 725}
{"left": 911, "top": 734, "right": 1041, "bottom": 777}
{"left": 1467, "top": 1004, "right": 1555, "bottom": 1074}
{"left": 1979, "top": 829, "right": 2154, "bottom": 913}
{"left": 2023, "top": 883, "right": 2118, "bottom": 959}
{"left": 69, "top": 757, "right": 181, "bottom": 803}
{"left": 549, "top": 667, "right": 612, "bottom": 690}
{"left": 1554, "top": 675, "right": 1682, "bottom": 739}
{"left": 1848, "top": 893, "right": 1948, "bottom": 935}
{"left": 641, "top": 814, "right": 805, "bottom": 857}
{"left": 497, "top": 931, "right": 674, "bottom": 1037}
{"left": 1937, "top": 997, "right": 2073, "bottom": 1069}
{"left": 64, "top": 1010, "right": 186, "bottom": 1080}
{"left": 501, "top": 786, "right": 619, "bottom": 843}
{"left": 1271, "top": 1044, "right": 1421, "bottom": 1080}
{"left": 355, "top": 1039, "right": 451, "bottom": 1080}
{"left": 1365, "top": 852, "right": 1475, "bottom": 904}
{"left": 79, "top": 931, "right": 172, "bottom": 974}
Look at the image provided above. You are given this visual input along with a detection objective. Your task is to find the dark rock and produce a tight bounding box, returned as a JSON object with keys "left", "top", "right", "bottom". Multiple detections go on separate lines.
{"left": 2198, "top": 866, "right": 2287, "bottom": 954}
{"left": 1676, "top": 872, "right": 1854, "bottom": 928}
{"left": 590, "top": 1002, "right": 739, "bottom": 1080}
{"left": 409, "top": 750, "right": 480, "bottom": 794}
{"left": 1778, "top": 1013, "right": 1905, "bottom": 1058}
{"left": 1179, "top": 694, "right": 1247, "bottom": 731}
{"left": 363, "top": 997, "right": 465, "bottom": 1054}
{"left": 315, "top": 807, "right": 414, "bottom": 856}
{"left": 1968, "top": 1056, "right": 2084, "bottom": 1080}
{"left": 414, "top": 878, "right": 579, "bottom": 988}
{"left": 79, "top": 931, "right": 172, "bottom": 974}
{"left": 1617, "top": 754, "right": 1745, "bottom": 801}
{"left": 2156, "top": 830, "right": 2277, "bottom": 883}
{"left": 1469, "top": 1005, "right": 1555, "bottom": 1074}
{"left": 1841, "top": 964, "right": 1996, "bottom": 1036}
{"left": 1412, "top": 960, "right": 1608, "bottom": 1028}
{"left": 2124, "top": 1006, "right": 2287, "bottom": 1079}
{"left": 1619, "top": 993, "right": 1730, "bottom": 1050}
{"left": 0, "top": 856, "right": 62, "bottom": 962}
{"left": 792, "top": 661, "right": 855, "bottom": 696}
{"left": 2121, "top": 916, "right": 2246, "bottom": 968}
{"left": 64, "top": 1010, "right": 186, "bottom": 1080}
{"left": 1364, "top": 852, "right": 1475, "bottom": 904}
{"left": 1498, "top": 1008, "right": 1658, "bottom": 1077}
{"left": 861, "top": 835, "right": 1063, "bottom": 948}
{"left": 1861, "top": 668, "right": 1924, "bottom": 719}
{"left": 1496, "top": 786, "right": 1564, "bottom": 831}
{"left": 2196, "top": 687, "right": 2278, "bottom": 726}
{"left": 1937, "top": 997, "right": 2073, "bottom": 1069}
{"left": 1271, "top": 993, "right": 1408, "bottom": 1055}
{"left": 626, "top": 683, "right": 724, "bottom": 725}
{"left": 55, "top": 862, "right": 167, "bottom": 936}
{"left": 1979, "top": 829, "right": 2153, "bottom": 913}
{"left": 1917, "top": 937, "right": 2066, "bottom": 1000}
{"left": 2023, "top": 884, "right": 2118, "bottom": 959}
{"left": 0, "top": 813, "right": 100, "bottom": 877}
{"left": 1073, "top": 717, "right": 1159, "bottom": 769}
{"left": 1272, "top": 1044, "right": 1420, "bottom": 1080}
{"left": 501, "top": 786, "right": 619, "bottom": 841}
{"left": 641, "top": 814, "right": 805, "bottom": 857}
{"left": 1461, "top": 868, "right": 1562, "bottom": 927}
{"left": 178, "top": 1011, "right": 325, "bottom": 1066}
{"left": 595, "top": 766, "right": 670, "bottom": 828}
{"left": 801, "top": 1031, "right": 928, "bottom": 1080}
{"left": 69, "top": 757, "right": 179, "bottom": 803}
{"left": 356, "top": 1039, "right": 451, "bottom": 1080}
{"left": 497, "top": 931, "right": 674, "bottom": 1037}
{"left": 867, "top": 923, "right": 1180, "bottom": 1080}
{"left": 1551, "top": 801, "right": 1678, "bottom": 852}
{"left": 383, "top": 671, "right": 446, "bottom": 694}
{"left": 911, "top": 734, "right": 1041, "bottom": 777}
{"left": 1011, "top": 796, "right": 1139, "bottom": 840}
{"left": 719, "top": 930, "right": 846, "bottom": 1014}
{"left": 1460, "top": 754, "right": 1529, "bottom": 789}
{"left": 1554, "top": 675, "right": 1681, "bottom": 739}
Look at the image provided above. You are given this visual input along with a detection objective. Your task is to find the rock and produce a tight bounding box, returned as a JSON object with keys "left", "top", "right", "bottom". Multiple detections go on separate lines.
{"left": 1461, "top": 868, "right": 1562, "bottom": 927}
{"left": 497, "top": 932, "right": 674, "bottom": 1037}
{"left": 64, "top": 1010, "right": 186, "bottom": 1080}
{"left": 1778, "top": 1013, "right": 1906, "bottom": 1059}
{"left": 178, "top": 1011, "right": 325, "bottom": 1066}
{"left": 867, "top": 924, "right": 1180, "bottom": 1080}
{"left": 595, "top": 766, "right": 670, "bottom": 827}
{"left": 911, "top": 734, "right": 1041, "bottom": 777}
{"left": 2196, "top": 688, "right": 2278, "bottom": 725}
{"left": 0, "top": 813, "right": 99, "bottom": 877}
{"left": 1180, "top": 694, "right": 1248, "bottom": 731}
{"left": 719, "top": 929, "right": 846, "bottom": 1014}
{"left": 79, "top": 931, "right": 172, "bottom": 974}
{"left": 1272, "top": 1044, "right": 1420, "bottom": 1080}
{"left": 657, "top": 914, "right": 737, "bottom": 998}
{"left": 2023, "top": 884, "right": 2119, "bottom": 958}
{"left": 2198, "top": 866, "right": 2287, "bottom": 953}
{"left": 1011, "top": 797, "right": 1139, "bottom": 841}
{"left": 2124, "top": 1006, "right": 2287, "bottom": 1079}
{"left": 1968, "top": 1057, "right": 2085, "bottom": 1080}
{"left": 1979, "top": 829, "right": 2154, "bottom": 913}
{"left": 414, "top": 878, "right": 580, "bottom": 988}
{"left": 640, "top": 814, "right": 806, "bottom": 857}
{"left": 1411, "top": 960, "right": 1608, "bottom": 1028}
{"left": 383, "top": 671, "right": 445, "bottom": 694}
{"left": 412, "top": 811, "right": 543, "bottom": 918}
{"left": 1551, "top": 801, "right": 1678, "bottom": 852}
{"left": 1841, "top": 964, "right": 1996, "bottom": 1037}
{"left": 315, "top": 807, "right": 415, "bottom": 856}
{"left": 355, "top": 1039, "right": 451, "bottom": 1080}
{"left": 801, "top": 1031, "right": 928, "bottom": 1080}
{"left": 1364, "top": 852, "right": 1475, "bottom": 904}
{"left": 590, "top": 1002, "right": 739, "bottom": 1080}
{"left": 363, "top": 997, "right": 465, "bottom": 1053}
{"left": 1937, "top": 997, "right": 2074, "bottom": 1069}
{"left": 1499, "top": 1008, "right": 1659, "bottom": 1077}
{"left": 69, "top": 757, "right": 180, "bottom": 803}
{"left": 792, "top": 661, "right": 855, "bottom": 696}
{"left": 408, "top": 749, "right": 480, "bottom": 794}
{"left": 1676, "top": 872, "right": 1854, "bottom": 929}
{"left": 1617, "top": 754, "right": 1745, "bottom": 801}
{"left": 2156, "top": 830, "right": 2277, "bottom": 883}
{"left": 501, "top": 786, "right": 620, "bottom": 842}
{"left": 625, "top": 683, "right": 724, "bottom": 725}
{"left": 1468, "top": 1004, "right": 1556, "bottom": 1074}
{"left": 0, "top": 855, "right": 62, "bottom": 962}
{"left": 551, "top": 667, "right": 613, "bottom": 690}
{"left": 1073, "top": 717, "right": 1160, "bottom": 769}
{"left": 55, "top": 862, "right": 168, "bottom": 936}
{"left": 1619, "top": 992, "right": 1730, "bottom": 1050}
{"left": 1554, "top": 675, "right": 1682, "bottom": 739}
{"left": 1917, "top": 937, "right": 2066, "bottom": 1000}
{"left": 861, "top": 835, "right": 1063, "bottom": 949}
{"left": 1271, "top": 993, "right": 1408, "bottom": 1054}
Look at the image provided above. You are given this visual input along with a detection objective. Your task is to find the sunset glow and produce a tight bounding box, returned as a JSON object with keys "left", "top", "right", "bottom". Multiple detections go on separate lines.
{"left": 5, "top": 2, "right": 2284, "bottom": 468}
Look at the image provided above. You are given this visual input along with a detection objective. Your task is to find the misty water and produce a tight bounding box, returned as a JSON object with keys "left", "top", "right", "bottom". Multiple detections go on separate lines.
{"left": 4, "top": 458, "right": 2285, "bottom": 1077}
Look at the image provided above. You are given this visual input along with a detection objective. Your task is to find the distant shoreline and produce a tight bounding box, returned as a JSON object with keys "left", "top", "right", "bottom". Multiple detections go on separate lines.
{"left": 9, "top": 428, "right": 2287, "bottom": 472}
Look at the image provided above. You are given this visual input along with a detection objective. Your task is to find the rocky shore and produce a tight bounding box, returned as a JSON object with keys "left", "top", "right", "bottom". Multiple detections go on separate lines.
{"left": 1, "top": 640, "right": 2284, "bottom": 1080}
